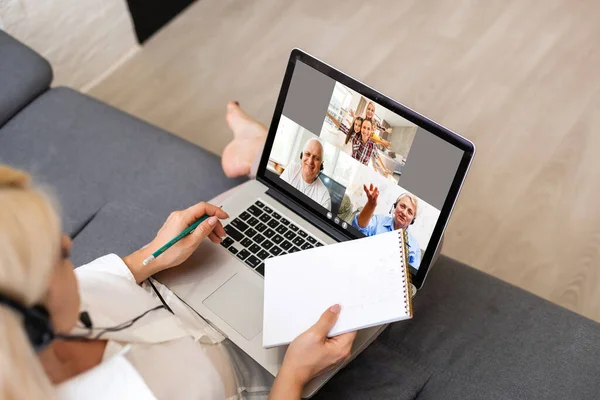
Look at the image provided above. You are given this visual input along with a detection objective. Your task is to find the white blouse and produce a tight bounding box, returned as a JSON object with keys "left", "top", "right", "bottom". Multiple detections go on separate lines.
{"left": 56, "top": 254, "right": 255, "bottom": 399}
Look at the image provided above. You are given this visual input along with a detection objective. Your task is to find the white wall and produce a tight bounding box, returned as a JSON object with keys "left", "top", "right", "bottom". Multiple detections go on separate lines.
{"left": 0, "top": 0, "right": 139, "bottom": 90}
{"left": 348, "top": 86, "right": 362, "bottom": 112}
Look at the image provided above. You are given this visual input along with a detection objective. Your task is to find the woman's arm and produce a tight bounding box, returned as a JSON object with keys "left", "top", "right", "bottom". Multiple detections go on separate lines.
{"left": 326, "top": 111, "right": 341, "bottom": 128}
{"left": 122, "top": 247, "right": 170, "bottom": 284}
{"left": 123, "top": 202, "right": 228, "bottom": 284}
{"left": 357, "top": 184, "right": 379, "bottom": 228}
{"left": 269, "top": 305, "right": 356, "bottom": 400}
{"left": 371, "top": 135, "right": 391, "bottom": 148}
{"left": 269, "top": 369, "right": 303, "bottom": 400}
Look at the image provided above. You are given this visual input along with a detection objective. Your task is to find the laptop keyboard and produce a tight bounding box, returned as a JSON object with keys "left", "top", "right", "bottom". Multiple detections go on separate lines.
{"left": 221, "top": 200, "right": 324, "bottom": 276}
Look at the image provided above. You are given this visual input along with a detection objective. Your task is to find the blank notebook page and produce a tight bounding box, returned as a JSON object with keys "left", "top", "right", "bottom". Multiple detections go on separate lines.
{"left": 263, "top": 229, "right": 412, "bottom": 348}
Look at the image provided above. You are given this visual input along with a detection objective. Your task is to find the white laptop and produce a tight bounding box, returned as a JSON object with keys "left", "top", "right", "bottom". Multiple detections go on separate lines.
{"left": 156, "top": 49, "right": 475, "bottom": 397}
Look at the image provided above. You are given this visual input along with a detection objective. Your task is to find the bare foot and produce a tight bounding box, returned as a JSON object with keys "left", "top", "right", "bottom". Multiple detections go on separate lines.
{"left": 222, "top": 101, "right": 268, "bottom": 178}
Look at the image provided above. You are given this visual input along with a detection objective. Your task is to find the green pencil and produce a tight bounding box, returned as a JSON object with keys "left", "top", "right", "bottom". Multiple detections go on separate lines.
{"left": 142, "top": 215, "right": 209, "bottom": 265}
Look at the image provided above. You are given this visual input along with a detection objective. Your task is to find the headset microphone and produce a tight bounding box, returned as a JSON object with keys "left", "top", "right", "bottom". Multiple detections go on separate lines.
{"left": 79, "top": 311, "right": 93, "bottom": 329}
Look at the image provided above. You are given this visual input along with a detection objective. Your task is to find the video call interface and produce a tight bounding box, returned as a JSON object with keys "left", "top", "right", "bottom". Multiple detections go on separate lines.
{"left": 265, "top": 61, "right": 464, "bottom": 272}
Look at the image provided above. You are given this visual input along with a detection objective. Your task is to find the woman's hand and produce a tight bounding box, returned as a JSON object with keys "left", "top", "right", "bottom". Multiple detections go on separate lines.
{"left": 149, "top": 202, "right": 228, "bottom": 268}
{"left": 269, "top": 305, "right": 357, "bottom": 399}
{"left": 363, "top": 183, "right": 379, "bottom": 206}
{"left": 124, "top": 202, "right": 228, "bottom": 283}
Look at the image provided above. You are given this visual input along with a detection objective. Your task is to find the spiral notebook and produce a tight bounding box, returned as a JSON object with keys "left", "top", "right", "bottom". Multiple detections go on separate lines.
{"left": 263, "top": 229, "right": 413, "bottom": 348}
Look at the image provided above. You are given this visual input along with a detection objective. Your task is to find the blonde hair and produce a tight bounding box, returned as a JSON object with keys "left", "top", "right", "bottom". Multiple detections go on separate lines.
{"left": 0, "top": 165, "right": 60, "bottom": 399}
{"left": 396, "top": 193, "right": 419, "bottom": 217}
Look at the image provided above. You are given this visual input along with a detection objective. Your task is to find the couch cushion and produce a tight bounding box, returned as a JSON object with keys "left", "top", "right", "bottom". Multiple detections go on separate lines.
{"left": 319, "top": 255, "right": 600, "bottom": 399}
{"left": 0, "top": 87, "right": 246, "bottom": 236}
{"left": 315, "top": 337, "right": 434, "bottom": 400}
{"left": 70, "top": 201, "right": 162, "bottom": 268}
{"left": 0, "top": 30, "right": 52, "bottom": 127}
{"left": 409, "top": 260, "right": 600, "bottom": 400}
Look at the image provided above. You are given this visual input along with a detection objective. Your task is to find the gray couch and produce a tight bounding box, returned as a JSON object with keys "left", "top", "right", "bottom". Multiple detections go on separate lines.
{"left": 1, "top": 30, "right": 599, "bottom": 399}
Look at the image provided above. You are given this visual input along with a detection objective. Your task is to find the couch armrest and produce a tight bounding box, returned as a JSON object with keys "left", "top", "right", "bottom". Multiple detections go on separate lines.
{"left": 0, "top": 30, "right": 52, "bottom": 128}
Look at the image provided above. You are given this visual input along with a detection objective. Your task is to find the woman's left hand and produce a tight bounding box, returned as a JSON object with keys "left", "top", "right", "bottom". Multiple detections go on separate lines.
{"left": 269, "top": 305, "right": 357, "bottom": 399}
{"left": 124, "top": 202, "right": 228, "bottom": 283}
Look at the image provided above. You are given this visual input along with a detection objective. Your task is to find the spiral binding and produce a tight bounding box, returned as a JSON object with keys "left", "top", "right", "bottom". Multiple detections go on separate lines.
{"left": 399, "top": 229, "right": 413, "bottom": 317}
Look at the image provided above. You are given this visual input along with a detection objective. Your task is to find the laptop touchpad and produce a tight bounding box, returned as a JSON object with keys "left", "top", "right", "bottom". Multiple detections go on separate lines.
{"left": 203, "top": 273, "right": 263, "bottom": 340}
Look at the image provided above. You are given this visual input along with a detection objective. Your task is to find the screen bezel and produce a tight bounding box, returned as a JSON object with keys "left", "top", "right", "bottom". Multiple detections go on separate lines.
{"left": 257, "top": 49, "right": 475, "bottom": 289}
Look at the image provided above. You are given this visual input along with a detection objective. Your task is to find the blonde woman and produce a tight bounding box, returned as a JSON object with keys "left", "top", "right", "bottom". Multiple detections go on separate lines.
{"left": 0, "top": 165, "right": 356, "bottom": 400}
{"left": 352, "top": 185, "right": 422, "bottom": 269}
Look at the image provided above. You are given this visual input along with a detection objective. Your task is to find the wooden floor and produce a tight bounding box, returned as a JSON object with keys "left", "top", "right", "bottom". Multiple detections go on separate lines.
{"left": 88, "top": 0, "right": 600, "bottom": 322}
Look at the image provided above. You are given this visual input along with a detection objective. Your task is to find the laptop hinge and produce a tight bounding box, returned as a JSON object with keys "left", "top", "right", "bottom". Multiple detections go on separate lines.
{"left": 265, "top": 187, "right": 352, "bottom": 243}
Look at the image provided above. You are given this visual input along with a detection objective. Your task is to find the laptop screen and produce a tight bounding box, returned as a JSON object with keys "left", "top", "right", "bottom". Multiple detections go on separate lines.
{"left": 260, "top": 56, "right": 472, "bottom": 277}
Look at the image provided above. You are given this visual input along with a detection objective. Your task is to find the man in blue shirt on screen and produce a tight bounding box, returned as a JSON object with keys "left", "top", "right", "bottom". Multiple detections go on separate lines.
{"left": 352, "top": 184, "right": 422, "bottom": 269}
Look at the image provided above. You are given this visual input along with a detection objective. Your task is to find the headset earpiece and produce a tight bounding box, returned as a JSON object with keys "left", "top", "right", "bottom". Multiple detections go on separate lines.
{"left": 26, "top": 305, "right": 56, "bottom": 352}
{"left": 0, "top": 294, "right": 55, "bottom": 352}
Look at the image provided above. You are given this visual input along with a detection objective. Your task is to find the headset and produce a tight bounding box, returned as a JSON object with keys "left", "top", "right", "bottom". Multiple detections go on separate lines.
{"left": 0, "top": 279, "right": 172, "bottom": 353}
{"left": 299, "top": 152, "right": 324, "bottom": 182}
{"left": 390, "top": 194, "right": 417, "bottom": 225}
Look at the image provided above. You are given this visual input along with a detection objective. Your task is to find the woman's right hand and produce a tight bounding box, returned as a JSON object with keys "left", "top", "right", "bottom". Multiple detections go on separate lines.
{"left": 269, "top": 305, "right": 357, "bottom": 399}
{"left": 123, "top": 202, "right": 228, "bottom": 283}
{"left": 363, "top": 183, "right": 380, "bottom": 206}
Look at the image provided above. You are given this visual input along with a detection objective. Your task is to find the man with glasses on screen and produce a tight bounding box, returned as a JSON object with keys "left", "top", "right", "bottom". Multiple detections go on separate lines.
{"left": 353, "top": 184, "right": 422, "bottom": 269}
{"left": 280, "top": 138, "right": 332, "bottom": 210}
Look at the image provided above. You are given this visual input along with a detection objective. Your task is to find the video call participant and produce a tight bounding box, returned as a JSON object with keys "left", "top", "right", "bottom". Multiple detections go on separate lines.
{"left": 280, "top": 138, "right": 332, "bottom": 210}
{"left": 350, "top": 101, "right": 392, "bottom": 147}
{"left": 351, "top": 119, "right": 392, "bottom": 175}
{"left": 344, "top": 116, "right": 363, "bottom": 145}
{"left": 352, "top": 184, "right": 422, "bottom": 268}
{"left": 328, "top": 102, "right": 390, "bottom": 148}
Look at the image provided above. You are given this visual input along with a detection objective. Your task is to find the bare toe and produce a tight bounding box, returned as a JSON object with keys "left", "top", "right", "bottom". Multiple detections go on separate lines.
{"left": 226, "top": 101, "right": 268, "bottom": 141}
